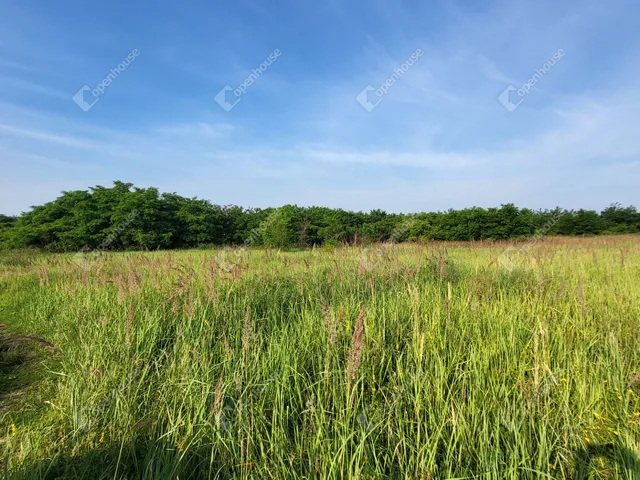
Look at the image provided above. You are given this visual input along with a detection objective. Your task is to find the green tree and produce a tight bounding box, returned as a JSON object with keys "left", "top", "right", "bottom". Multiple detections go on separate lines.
{"left": 262, "top": 205, "right": 302, "bottom": 248}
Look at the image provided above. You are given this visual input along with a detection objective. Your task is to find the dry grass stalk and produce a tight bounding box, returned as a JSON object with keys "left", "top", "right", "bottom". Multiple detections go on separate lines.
{"left": 321, "top": 296, "right": 336, "bottom": 345}
{"left": 303, "top": 393, "right": 316, "bottom": 433}
{"left": 346, "top": 306, "right": 366, "bottom": 381}
{"left": 116, "top": 271, "right": 128, "bottom": 303}
{"left": 620, "top": 247, "right": 628, "bottom": 267}
{"left": 130, "top": 269, "right": 142, "bottom": 293}
{"left": 556, "top": 277, "right": 566, "bottom": 301}
{"left": 333, "top": 260, "right": 344, "bottom": 283}
{"left": 38, "top": 266, "right": 49, "bottom": 286}
{"left": 126, "top": 298, "right": 134, "bottom": 345}
{"left": 184, "top": 288, "right": 196, "bottom": 319}
{"left": 223, "top": 334, "right": 232, "bottom": 360}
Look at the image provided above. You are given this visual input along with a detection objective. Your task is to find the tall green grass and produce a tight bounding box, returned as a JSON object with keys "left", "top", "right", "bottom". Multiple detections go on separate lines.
{"left": 1, "top": 237, "right": 639, "bottom": 479}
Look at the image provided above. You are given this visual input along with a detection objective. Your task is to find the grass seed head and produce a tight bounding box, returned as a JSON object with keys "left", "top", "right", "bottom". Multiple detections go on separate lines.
{"left": 346, "top": 306, "right": 366, "bottom": 381}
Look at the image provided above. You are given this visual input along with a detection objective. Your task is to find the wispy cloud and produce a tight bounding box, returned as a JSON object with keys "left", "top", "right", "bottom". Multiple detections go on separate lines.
{"left": 0, "top": 75, "right": 68, "bottom": 99}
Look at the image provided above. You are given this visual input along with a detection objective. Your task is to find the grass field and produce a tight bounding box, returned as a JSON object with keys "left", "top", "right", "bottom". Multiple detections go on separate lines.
{"left": 1, "top": 236, "right": 639, "bottom": 479}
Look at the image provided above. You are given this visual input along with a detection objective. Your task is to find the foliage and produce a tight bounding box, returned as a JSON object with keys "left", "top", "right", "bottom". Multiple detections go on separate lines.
{"left": 1, "top": 182, "right": 638, "bottom": 251}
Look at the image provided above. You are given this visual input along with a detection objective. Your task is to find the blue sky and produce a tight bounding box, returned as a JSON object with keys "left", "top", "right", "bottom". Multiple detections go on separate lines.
{"left": 0, "top": 0, "right": 638, "bottom": 215}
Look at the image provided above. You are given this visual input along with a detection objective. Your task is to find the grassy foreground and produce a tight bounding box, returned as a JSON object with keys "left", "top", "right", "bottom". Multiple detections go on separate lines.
{"left": 1, "top": 236, "right": 639, "bottom": 479}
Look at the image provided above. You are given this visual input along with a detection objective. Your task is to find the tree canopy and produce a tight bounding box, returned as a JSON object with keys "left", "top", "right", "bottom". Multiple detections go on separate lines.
{"left": 1, "top": 182, "right": 638, "bottom": 252}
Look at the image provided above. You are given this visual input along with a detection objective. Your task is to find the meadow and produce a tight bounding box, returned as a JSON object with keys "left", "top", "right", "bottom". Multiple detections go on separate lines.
{"left": 0, "top": 236, "right": 639, "bottom": 479}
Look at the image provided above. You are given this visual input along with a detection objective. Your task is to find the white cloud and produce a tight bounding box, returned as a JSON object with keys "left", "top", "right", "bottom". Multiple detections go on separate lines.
{"left": 0, "top": 74, "right": 68, "bottom": 99}
{"left": 154, "top": 122, "right": 236, "bottom": 139}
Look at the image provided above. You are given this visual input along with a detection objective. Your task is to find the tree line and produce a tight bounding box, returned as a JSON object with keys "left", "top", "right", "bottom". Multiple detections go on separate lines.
{"left": 0, "top": 181, "right": 638, "bottom": 252}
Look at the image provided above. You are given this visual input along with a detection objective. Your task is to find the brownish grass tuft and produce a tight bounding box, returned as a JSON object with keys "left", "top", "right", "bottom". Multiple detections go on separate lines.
{"left": 346, "top": 306, "right": 366, "bottom": 381}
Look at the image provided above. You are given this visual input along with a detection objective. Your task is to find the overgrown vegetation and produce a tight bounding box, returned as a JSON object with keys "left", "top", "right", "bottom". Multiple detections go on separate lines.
{"left": 1, "top": 236, "right": 639, "bottom": 478}
{"left": 1, "top": 181, "right": 638, "bottom": 251}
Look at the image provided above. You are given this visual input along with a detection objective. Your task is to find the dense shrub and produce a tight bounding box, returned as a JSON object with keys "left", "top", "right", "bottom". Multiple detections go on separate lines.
{"left": 1, "top": 182, "right": 637, "bottom": 251}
